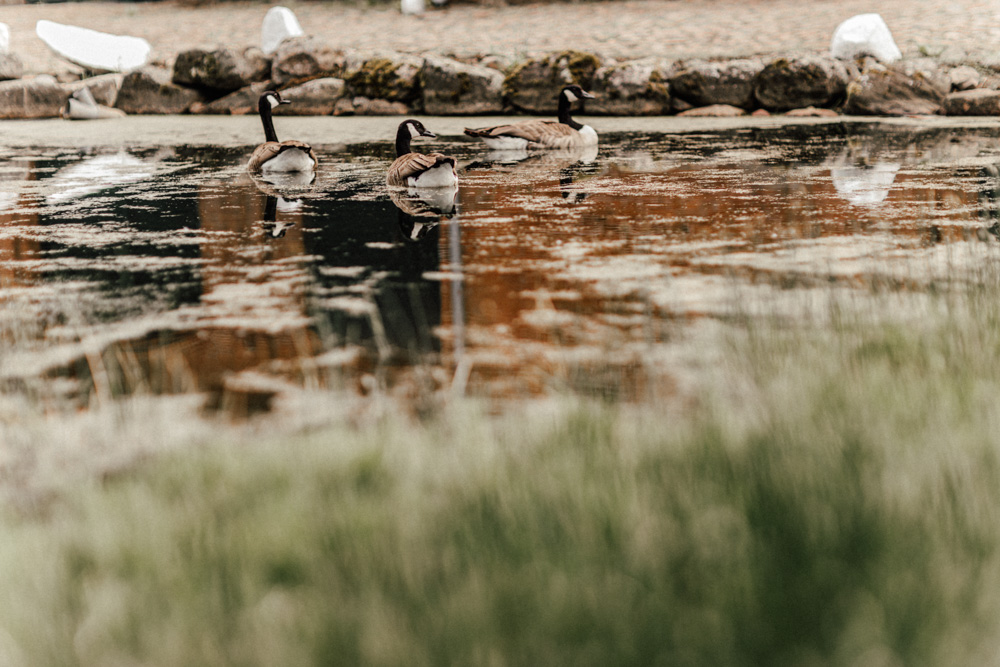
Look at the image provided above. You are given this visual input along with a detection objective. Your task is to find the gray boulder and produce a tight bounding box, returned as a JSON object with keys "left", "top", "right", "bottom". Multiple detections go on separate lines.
{"left": 117, "top": 66, "right": 204, "bottom": 114}
{"left": 0, "top": 53, "right": 22, "bottom": 81}
{"left": 172, "top": 48, "right": 268, "bottom": 95}
{"left": 420, "top": 54, "right": 503, "bottom": 115}
{"left": 0, "top": 76, "right": 67, "bottom": 118}
{"left": 844, "top": 59, "right": 949, "bottom": 116}
{"left": 669, "top": 58, "right": 764, "bottom": 109}
{"left": 63, "top": 73, "right": 123, "bottom": 107}
{"left": 346, "top": 53, "right": 422, "bottom": 105}
{"left": 754, "top": 56, "right": 853, "bottom": 111}
{"left": 278, "top": 77, "right": 346, "bottom": 115}
{"left": 588, "top": 60, "right": 671, "bottom": 115}
{"left": 943, "top": 89, "right": 1000, "bottom": 115}
{"left": 503, "top": 50, "right": 602, "bottom": 113}
{"left": 271, "top": 36, "right": 349, "bottom": 87}
{"left": 193, "top": 82, "right": 269, "bottom": 114}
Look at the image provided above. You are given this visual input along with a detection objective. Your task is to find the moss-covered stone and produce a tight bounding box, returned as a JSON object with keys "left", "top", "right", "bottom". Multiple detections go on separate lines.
{"left": 754, "top": 55, "right": 853, "bottom": 111}
{"left": 347, "top": 55, "right": 422, "bottom": 104}
{"left": 588, "top": 59, "right": 672, "bottom": 115}
{"left": 172, "top": 48, "right": 261, "bottom": 95}
{"left": 503, "top": 50, "right": 602, "bottom": 114}
{"left": 669, "top": 58, "right": 764, "bottom": 109}
{"left": 421, "top": 55, "right": 503, "bottom": 114}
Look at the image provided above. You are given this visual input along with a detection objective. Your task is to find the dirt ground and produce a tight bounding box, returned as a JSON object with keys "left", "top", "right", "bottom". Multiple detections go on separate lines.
{"left": 2, "top": 0, "right": 998, "bottom": 76}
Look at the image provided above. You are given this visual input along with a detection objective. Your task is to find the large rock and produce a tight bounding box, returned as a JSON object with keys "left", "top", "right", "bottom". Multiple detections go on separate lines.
{"left": 669, "top": 58, "right": 764, "bottom": 109}
{"left": 844, "top": 59, "right": 949, "bottom": 116}
{"left": 116, "top": 66, "right": 204, "bottom": 114}
{"left": 943, "top": 89, "right": 1000, "bottom": 116}
{"left": 270, "top": 36, "right": 349, "bottom": 87}
{"left": 346, "top": 53, "right": 422, "bottom": 104}
{"left": 0, "top": 53, "right": 22, "bottom": 81}
{"left": 830, "top": 13, "right": 902, "bottom": 63}
{"left": 420, "top": 54, "right": 503, "bottom": 115}
{"left": 172, "top": 47, "right": 268, "bottom": 95}
{"left": 0, "top": 76, "right": 68, "bottom": 118}
{"left": 194, "top": 81, "right": 269, "bottom": 114}
{"left": 503, "top": 50, "right": 601, "bottom": 113}
{"left": 63, "top": 73, "right": 123, "bottom": 107}
{"left": 588, "top": 59, "right": 671, "bottom": 115}
{"left": 277, "top": 77, "right": 346, "bottom": 115}
{"left": 754, "top": 56, "right": 853, "bottom": 111}
{"left": 260, "top": 6, "right": 304, "bottom": 55}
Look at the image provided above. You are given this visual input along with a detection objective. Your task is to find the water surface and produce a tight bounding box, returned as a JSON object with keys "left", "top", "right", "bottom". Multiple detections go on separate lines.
{"left": 3, "top": 121, "right": 1000, "bottom": 414}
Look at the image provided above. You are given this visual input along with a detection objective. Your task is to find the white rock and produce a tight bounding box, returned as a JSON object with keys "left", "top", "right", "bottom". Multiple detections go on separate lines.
{"left": 401, "top": 0, "right": 425, "bottom": 15}
{"left": 260, "top": 6, "right": 304, "bottom": 55}
{"left": 830, "top": 13, "right": 902, "bottom": 63}
{"left": 36, "top": 20, "right": 150, "bottom": 73}
{"left": 0, "top": 23, "right": 9, "bottom": 54}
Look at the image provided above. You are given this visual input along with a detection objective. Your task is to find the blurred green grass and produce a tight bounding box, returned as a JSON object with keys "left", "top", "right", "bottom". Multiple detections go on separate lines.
{"left": 4, "top": 284, "right": 1000, "bottom": 665}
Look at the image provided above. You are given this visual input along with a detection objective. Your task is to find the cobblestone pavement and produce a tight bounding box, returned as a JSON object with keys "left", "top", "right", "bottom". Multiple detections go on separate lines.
{"left": 3, "top": 0, "right": 999, "bottom": 75}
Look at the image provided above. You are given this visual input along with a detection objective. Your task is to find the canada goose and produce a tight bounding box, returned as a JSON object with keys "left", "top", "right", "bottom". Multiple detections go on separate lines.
{"left": 247, "top": 90, "right": 317, "bottom": 174}
{"left": 464, "top": 85, "right": 598, "bottom": 150}
{"left": 386, "top": 119, "right": 458, "bottom": 188}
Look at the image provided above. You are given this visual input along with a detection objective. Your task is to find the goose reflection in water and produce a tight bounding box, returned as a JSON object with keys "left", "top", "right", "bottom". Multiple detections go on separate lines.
{"left": 250, "top": 171, "right": 317, "bottom": 239}
{"left": 390, "top": 185, "right": 458, "bottom": 242}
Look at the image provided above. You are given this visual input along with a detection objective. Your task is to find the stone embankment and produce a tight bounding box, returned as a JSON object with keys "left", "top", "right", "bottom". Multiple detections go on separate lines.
{"left": 0, "top": 40, "right": 998, "bottom": 119}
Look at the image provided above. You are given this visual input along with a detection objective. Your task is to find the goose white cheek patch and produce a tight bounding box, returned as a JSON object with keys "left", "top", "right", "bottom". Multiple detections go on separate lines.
{"left": 408, "top": 123, "right": 421, "bottom": 138}
{"left": 563, "top": 90, "right": 578, "bottom": 103}
{"left": 268, "top": 95, "right": 280, "bottom": 109}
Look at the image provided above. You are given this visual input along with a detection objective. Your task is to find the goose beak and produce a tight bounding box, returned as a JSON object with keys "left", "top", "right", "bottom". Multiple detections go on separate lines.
{"left": 421, "top": 130, "right": 437, "bottom": 138}
{"left": 581, "top": 91, "right": 596, "bottom": 99}
{"left": 279, "top": 98, "right": 291, "bottom": 105}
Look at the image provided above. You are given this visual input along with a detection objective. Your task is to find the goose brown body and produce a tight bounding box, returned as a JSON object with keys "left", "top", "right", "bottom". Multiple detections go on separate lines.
{"left": 386, "top": 119, "right": 458, "bottom": 188}
{"left": 247, "top": 91, "right": 317, "bottom": 174}
{"left": 387, "top": 152, "right": 457, "bottom": 188}
{"left": 464, "top": 85, "right": 597, "bottom": 150}
{"left": 248, "top": 140, "right": 317, "bottom": 173}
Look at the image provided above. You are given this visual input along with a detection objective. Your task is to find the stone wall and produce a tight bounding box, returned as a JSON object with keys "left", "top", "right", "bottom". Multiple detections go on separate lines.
{"left": 2, "top": 40, "right": 999, "bottom": 118}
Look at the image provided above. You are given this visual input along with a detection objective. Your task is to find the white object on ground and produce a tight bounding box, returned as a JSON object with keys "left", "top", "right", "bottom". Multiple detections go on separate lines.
{"left": 260, "top": 6, "right": 304, "bottom": 55}
{"left": 830, "top": 13, "right": 902, "bottom": 63}
{"left": 36, "top": 20, "right": 150, "bottom": 72}
{"left": 0, "top": 23, "right": 10, "bottom": 54}
{"left": 831, "top": 162, "right": 900, "bottom": 206}
{"left": 63, "top": 86, "right": 126, "bottom": 120}
{"left": 401, "top": 0, "right": 425, "bottom": 15}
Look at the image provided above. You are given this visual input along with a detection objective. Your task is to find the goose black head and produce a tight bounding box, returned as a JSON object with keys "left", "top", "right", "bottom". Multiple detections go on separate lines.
{"left": 402, "top": 119, "right": 437, "bottom": 139}
{"left": 561, "top": 85, "right": 596, "bottom": 103}
{"left": 261, "top": 90, "right": 292, "bottom": 109}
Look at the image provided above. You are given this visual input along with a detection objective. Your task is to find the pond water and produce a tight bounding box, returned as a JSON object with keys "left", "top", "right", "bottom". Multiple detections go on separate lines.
{"left": 2, "top": 121, "right": 1000, "bottom": 416}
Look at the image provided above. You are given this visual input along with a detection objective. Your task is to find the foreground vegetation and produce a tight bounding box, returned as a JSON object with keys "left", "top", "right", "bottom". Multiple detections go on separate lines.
{"left": 4, "top": 283, "right": 1000, "bottom": 665}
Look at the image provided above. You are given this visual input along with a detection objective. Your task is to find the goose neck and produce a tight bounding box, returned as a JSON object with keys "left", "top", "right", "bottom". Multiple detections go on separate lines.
{"left": 259, "top": 97, "right": 279, "bottom": 143}
{"left": 395, "top": 124, "right": 413, "bottom": 157}
{"left": 557, "top": 93, "right": 584, "bottom": 131}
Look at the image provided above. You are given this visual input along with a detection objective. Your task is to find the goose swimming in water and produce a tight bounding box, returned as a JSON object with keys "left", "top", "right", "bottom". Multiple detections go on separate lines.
{"left": 464, "top": 85, "right": 598, "bottom": 151}
{"left": 247, "top": 90, "right": 317, "bottom": 175}
{"left": 386, "top": 119, "right": 458, "bottom": 188}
